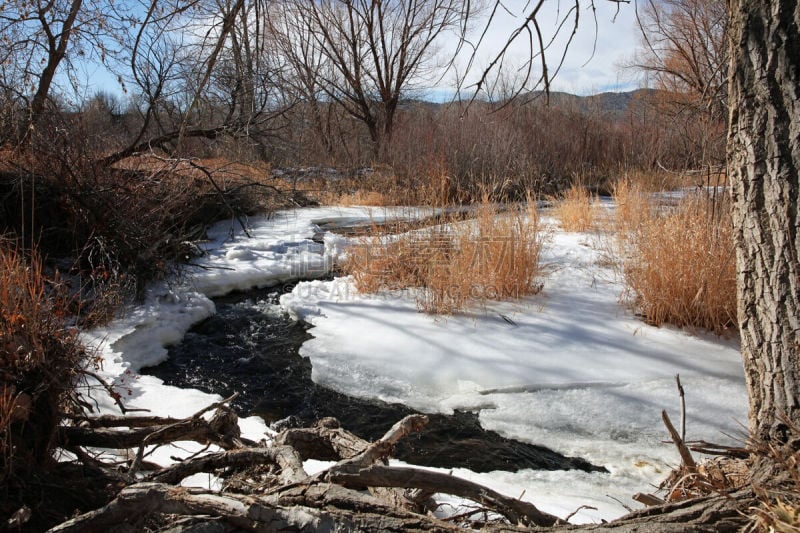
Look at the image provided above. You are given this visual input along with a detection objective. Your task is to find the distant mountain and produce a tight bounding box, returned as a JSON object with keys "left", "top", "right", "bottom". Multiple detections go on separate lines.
{"left": 403, "top": 88, "right": 657, "bottom": 118}
{"left": 519, "top": 88, "right": 656, "bottom": 117}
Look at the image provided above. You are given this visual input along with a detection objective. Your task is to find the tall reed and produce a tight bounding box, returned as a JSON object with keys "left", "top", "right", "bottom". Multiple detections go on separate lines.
{"left": 618, "top": 191, "right": 736, "bottom": 334}
{"left": 343, "top": 202, "right": 546, "bottom": 314}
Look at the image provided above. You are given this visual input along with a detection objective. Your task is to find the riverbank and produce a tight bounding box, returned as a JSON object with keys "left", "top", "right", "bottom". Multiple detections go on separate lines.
{"left": 80, "top": 205, "right": 747, "bottom": 524}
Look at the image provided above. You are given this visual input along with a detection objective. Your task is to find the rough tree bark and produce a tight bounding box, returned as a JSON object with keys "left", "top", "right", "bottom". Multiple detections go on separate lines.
{"left": 727, "top": 0, "right": 800, "bottom": 444}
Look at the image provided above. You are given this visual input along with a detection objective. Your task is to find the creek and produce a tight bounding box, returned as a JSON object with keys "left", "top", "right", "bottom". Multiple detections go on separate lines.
{"left": 143, "top": 283, "right": 606, "bottom": 474}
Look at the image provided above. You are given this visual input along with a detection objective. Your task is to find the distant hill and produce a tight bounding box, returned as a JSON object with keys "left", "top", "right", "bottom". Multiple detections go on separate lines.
{"left": 517, "top": 88, "right": 656, "bottom": 117}
{"left": 403, "top": 88, "right": 656, "bottom": 118}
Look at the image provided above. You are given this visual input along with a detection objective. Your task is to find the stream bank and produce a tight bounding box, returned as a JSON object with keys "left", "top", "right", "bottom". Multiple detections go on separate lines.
{"left": 143, "top": 284, "right": 606, "bottom": 474}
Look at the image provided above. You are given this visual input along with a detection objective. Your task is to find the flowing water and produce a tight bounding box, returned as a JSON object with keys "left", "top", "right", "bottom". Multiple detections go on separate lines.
{"left": 143, "top": 284, "right": 605, "bottom": 474}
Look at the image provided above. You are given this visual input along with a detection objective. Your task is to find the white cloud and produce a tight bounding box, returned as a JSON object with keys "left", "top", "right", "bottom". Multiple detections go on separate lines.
{"left": 437, "top": 0, "right": 643, "bottom": 97}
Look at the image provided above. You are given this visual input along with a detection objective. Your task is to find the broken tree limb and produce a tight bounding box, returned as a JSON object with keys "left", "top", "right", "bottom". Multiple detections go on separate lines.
{"left": 325, "top": 464, "right": 562, "bottom": 527}
{"left": 275, "top": 414, "right": 429, "bottom": 466}
{"left": 338, "top": 414, "right": 429, "bottom": 468}
{"left": 274, "top": 415, "right": 432, "bottom": 513}
{"left": 662, "top": 410, "right": 697, "bottom": 471}
{"left": 149, "top": 445, "right": 307, "bottom": 485}
{"left": 128, "top": 398, "right": 243, "bottom": 476}
{"left": 274, "top": 417, "right": 368, "bottom": 461}
{"left": 61, "top": 421, "right": 227, "bottom": 450}
{"left": 60, "top": 407, "right": 245, "bottom": 452}
{"left": 68, "top": 414, "right": 183, "bottom": 428}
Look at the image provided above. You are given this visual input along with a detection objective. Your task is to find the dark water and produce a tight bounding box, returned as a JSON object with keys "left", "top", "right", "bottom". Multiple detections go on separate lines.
{"left": 143, "top": 284, "right": 605, "bottom": 473}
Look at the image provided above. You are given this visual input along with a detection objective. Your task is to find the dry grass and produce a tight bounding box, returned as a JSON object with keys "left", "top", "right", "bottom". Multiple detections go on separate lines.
{"left": 618, "top": 192, "right": 736, "bottom": 335}
{"left": 314, "top": 167, "right": 456, "bottom": 208}
{"left": 553, "top": 184, "right": 594, "bottom": 232}
{"left": 612, "top": 178, "right": 652, "bottom": 233}
{"left": 0, "top": 242, "right": 84, "bottom": 487}
{"left": 747, "top": 420, "right": 800, "bottom": 532}
{"left": 334, "top": 190, "right": 396, "bottom": 206}
{"left": 342, "top": 201, "right": 545, "bottom": 314}
{"left": 619, "top": 169, "right": 697, "bottom": 192}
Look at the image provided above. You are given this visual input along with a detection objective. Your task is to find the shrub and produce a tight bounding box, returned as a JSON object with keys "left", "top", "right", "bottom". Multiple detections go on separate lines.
{"left": 619, "top": 192, "right": 736, "bottom": 334}
{"left": 0, "top": 242, "right": 84, "bottom": 500}
{"left": 1, "top": 144, "right": 289, "bottom": 298}
{"left": 342, "top": 201, "right": 545, "bottom": 314}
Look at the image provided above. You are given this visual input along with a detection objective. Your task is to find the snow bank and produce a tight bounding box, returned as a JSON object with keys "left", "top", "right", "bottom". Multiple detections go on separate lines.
{"left": 79, "top": 205, "right": 747, "bottom": 522}
{"left": 280, "top": 221, "right": 748, "bottom": 523}
{"left": 78, "top": 207, "right": 433, "bottom": 477}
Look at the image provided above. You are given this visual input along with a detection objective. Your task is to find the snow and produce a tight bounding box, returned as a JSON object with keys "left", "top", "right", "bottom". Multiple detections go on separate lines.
{"left": 80, "top": 206, "right": 747, "bottom": 523}
{"left": 77, "top": 207, "right": 433, "bottom": 482}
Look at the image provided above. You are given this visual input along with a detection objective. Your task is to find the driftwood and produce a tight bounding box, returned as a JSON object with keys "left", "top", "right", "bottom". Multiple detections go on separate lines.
{"left": 46, "top": 390, "right": 757, "bottom": 533}
{"left": 148, "top": 445, "right": 307, "bottom": 485}
{"left": 48, "top": 405, "right": 568, "bottom": 532}
{"left": 274, "top": 416, "right": 370, "bottom": 461}
{"left": 48, "top": 482, "right": 467, "bottom": 533}
{"left": 326, "top": 464, "right": 561, "bottom": 527}
{"left": 60, "top": 395, "right": 255, "bottom": 454}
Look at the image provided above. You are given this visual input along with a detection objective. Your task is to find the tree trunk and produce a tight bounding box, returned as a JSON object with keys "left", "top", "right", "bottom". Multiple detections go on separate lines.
{"left": 29, "top": 0, "right": 83, "bottom": 125}
{"left": 727, "top": 0, "right": 800, "bottom": 444}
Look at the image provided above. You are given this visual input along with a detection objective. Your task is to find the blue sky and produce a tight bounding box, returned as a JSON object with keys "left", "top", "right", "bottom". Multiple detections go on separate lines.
{"left": 445, "top": 0, "right": 643, "bottom": 96}
{"left": 66, "top": 0, "right": 643, "bottom": 105}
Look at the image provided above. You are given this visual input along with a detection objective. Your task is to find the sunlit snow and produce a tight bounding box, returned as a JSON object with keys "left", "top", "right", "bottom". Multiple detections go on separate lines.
{"left": 80, "top": 205, "right": 747, "bottom": 524}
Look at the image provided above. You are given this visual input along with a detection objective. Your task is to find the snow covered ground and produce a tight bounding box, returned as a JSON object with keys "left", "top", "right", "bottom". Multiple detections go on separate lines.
{"left": 81, "top": 206, "right": 747, "bottom": 524}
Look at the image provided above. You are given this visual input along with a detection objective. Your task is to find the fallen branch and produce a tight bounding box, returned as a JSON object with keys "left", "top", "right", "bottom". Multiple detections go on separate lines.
{"left": 336, "top": 414, "right": 429, "bottom": 468}
{"left": 687, "top": 441, "right": 749, "bottom": 459}
{"left": 67, "top": 414, "right": 183, "bottom": 428}
{"left": 148, "top": 445, "right": 307, "bottom": 485}
{"left": 662, "top": 410, "right": 697, "bottom": 471}
{"left": 128, "top": 394, "right": 244, "bottom": 476}
{"left": 275, "top": 417, "right": 369, "bottom": 461}
{"left": 326, "top": 464, "right": 562, "bottom": 527}
{"left": 61, "top": 407, "right": 248, "bottom": 452}
{"left": 48, "top": 482, "right": 466, "bottom": 533}
{"left": 275, "top": 415, "right": 432, "bottom": 513}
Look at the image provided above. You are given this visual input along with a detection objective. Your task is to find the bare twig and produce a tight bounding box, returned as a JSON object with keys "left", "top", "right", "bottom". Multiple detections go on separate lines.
{"left": 676, "top": 374, "right": 686, "bottom": 441}
{"left": 78, "top": 369, "right": 150, "bottom": 415}
{"left": 565, "top": 504, "right": 599, "bottom": 522}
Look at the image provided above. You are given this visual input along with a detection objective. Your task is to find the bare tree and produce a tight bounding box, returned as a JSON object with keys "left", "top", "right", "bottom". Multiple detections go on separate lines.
{"left": 98, "top": 0, "right": 289, "bottom": 164}
{"left": 271, "top": 0, "right": 469, "bottom": 159}
{"left": 0, "top": 0, "right": 131, "bottom": 133}
{"left": 630, "top": 0, "right": 728, "bottom": 167}
{"left": 267, "top": 1, "right": 338, "bottom": 158}
{"left": 634, "top": 0, "right": 728, "bottom": 122}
